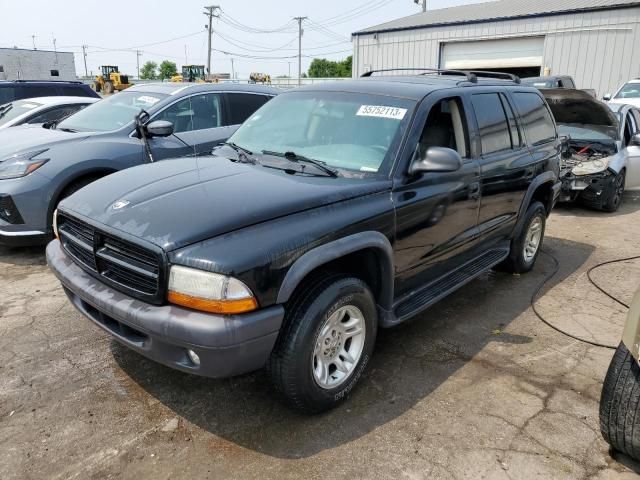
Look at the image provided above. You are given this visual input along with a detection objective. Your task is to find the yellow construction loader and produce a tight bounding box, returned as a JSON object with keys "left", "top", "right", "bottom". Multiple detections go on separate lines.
{"left": 170, "top": 65, "right": 207, "bottom": 83}
{"left": 93, "top": 66, "right": 133, "bottom": 94}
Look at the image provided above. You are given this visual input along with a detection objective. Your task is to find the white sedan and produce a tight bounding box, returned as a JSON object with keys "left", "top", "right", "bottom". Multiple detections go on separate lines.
{"left": 604, "top": 79, "right": 640, "bottom": 109}
{"left": 0, "top": 96, "right": 99, "bottom": 130}
{"left": 543, "top": 89, "right": 640, "bottom": 212}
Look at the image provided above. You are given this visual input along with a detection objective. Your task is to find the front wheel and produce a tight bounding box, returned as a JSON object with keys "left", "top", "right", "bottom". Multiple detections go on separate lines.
{"left": 602, "top": 170, "right": 625, "bottom": 213}
{"left": 267, "top": 275, "right": 377, "bottom": 413}
{"left": 600, "top": 342, "right": 640, "bottom": 460}
{"left": 497, "top": 201, "right": 546, "bottom": 274}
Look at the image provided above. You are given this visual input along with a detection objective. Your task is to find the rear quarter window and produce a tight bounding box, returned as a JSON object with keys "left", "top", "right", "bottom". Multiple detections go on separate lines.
{"left": 512, "top": 92, "right": 557, "bottom": 146}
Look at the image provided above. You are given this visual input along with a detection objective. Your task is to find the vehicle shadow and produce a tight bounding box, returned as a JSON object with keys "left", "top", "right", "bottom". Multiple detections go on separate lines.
{"left": 0, "top": 245, "right": 46, "bottom": 266}
{"left": 552, "top": 193, "right": 640, "bottom": 218}
{"left": 112, "top": 235, "right": 595, "bottom": 459}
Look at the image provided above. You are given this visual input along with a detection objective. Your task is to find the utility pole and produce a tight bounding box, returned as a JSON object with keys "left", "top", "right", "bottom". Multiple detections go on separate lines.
{"left": 414, "top": 0, "right": 427, "bottom": 12}
{"left": 136, "top": 50, "right": 142, "bottom": 79}
{"left": 184, "top": 45, "right": 188, "bottom": 64}
{"left": 82, "top": 45, "right": 88, "bottom": 77}
{"left": 288, "top": 62, "right": 291, "bottom": 78}
{"left": 204, "top": 5, "right": 220, "bottom": 77}
{"left": 230, "top": 57, "right": 235, "bottom": 79}
{"left": 294, "top": 16, "right": 307, "bottom": 86}
{"left": 31, "top": 35, "right": 36, "bottom": 50}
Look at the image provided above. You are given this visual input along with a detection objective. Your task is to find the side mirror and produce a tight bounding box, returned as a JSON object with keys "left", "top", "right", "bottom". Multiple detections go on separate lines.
{"left": 145, "top": 120, "right": 174, "bottom": 137}
{"left": 603, "top": 93, "right": 612, "bottom": 101}
{"left": 410, "top": 146, "right": 463, "bottom": 175}
{"left": 632, "top": 134, "right": 640, "bottom": 146}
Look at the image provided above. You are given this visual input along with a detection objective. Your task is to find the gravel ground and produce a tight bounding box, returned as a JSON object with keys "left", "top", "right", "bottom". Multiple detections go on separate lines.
{"left": 2, "top": 198, "right": 640, "bottom": 479}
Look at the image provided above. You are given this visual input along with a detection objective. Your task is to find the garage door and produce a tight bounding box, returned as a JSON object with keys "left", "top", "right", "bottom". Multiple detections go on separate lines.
{"left": 440, "top": 37, "right": 544, "bottom": 71}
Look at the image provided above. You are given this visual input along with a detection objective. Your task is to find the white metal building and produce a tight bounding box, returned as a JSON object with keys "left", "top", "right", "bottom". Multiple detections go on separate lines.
{"left": 352, "top": 0, "right": 640, "bottom": 96}
{"left": 0, "top": 48, "right": 76, "bottom": 81}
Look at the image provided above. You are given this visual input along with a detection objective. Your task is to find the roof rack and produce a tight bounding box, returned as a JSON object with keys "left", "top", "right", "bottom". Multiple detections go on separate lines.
{"left": 11, "top": 80, "right": 84, "bottom": 84}
{"left": 361, "top": 68, "right": 478, "bottom": 83}
{"left": 466, "top": 70, "right": 521, "bottom": 84}
{"left": 360, "top": 68, "right": 521, "bottom": 84}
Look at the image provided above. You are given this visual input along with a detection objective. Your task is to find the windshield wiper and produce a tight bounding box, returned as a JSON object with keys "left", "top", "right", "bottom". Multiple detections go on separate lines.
{"left": 224, "top": 142, "right": 257, "bottom": 164}
{"left": 261, "top": 150, "right": 338, "bottom": 177}
{"left": 0, "top": 104, "right": 12, "bottom": 120}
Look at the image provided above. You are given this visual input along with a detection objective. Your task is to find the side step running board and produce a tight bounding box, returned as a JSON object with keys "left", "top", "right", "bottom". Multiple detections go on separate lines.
{"left": 390, "top": 248, "right": 510, "bottom": 325}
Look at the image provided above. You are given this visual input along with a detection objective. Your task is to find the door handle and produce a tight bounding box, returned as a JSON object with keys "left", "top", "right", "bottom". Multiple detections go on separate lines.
{"left": 469, "top": 182, "right": 481, "bottom": 201}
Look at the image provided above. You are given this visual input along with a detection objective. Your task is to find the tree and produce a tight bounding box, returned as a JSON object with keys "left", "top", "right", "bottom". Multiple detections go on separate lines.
{"left": 307, "top": 56, "right": 352, "bottom": 78}
{"left": 139, "top": 61, "right": 158, "bottom": 80}
{"left": 158, "top": 60, "right": 178, "bottom": 80}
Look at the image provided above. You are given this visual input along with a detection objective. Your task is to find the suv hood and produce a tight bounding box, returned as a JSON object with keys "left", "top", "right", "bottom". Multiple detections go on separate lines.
{"left": 542, "top": 89, "right": 619, "bottom": 133}
{"left": 0, "top": 124, "right": 91, "bottom": 160}
{"left": 60, "top": 155, "right": 390, "bottom": 251}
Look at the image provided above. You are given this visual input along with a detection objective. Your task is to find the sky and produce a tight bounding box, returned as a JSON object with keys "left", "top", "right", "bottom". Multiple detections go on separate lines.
{"left": 0, "top": 0, "right": 486, "bottom": 78}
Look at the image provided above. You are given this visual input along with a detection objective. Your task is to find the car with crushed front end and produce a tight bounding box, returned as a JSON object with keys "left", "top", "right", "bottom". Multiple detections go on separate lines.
{"left": 600, "top": 285, "right": 640, "bottom": 461}
{"left": 47, "top": 69, "right": 562, "bottom": 413}
{"left": 0, "top": 82, "right": 278, "bottom": 246}
{"left": 542, "top": 89, "right": 640, "bottom": 211}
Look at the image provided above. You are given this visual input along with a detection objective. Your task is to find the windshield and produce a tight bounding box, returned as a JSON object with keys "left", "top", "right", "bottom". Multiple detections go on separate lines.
{"left": 558, "top": 124, "right": 618, "bottom": 142}
{"left": 227, "top": 91, "right": 414, "bottom": 175}
{"left": 615, "top": 82, "right": 640, "bottom": 99}
{"left": 0, "top": 100, "right": 44, "bottom": 127}
{"left": 58, "top": 91, "right": 167, "bottom": 132}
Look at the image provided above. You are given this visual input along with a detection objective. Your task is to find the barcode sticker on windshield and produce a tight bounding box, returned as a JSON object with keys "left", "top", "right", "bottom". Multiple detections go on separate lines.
{"left": 136, "top": 96, "right": 160, "bottom": 105}
{"left": 357, "top": 105, "right": 407, "bottom": 120}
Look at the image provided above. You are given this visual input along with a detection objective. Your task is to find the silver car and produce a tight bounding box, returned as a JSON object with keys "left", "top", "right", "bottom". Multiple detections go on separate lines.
{"left": 0, "top": 96, "right": 99, "bottom": 130}
{"left": 543, "top": 89, "right": 640, "bottom": 211}
{"left": 0, "top": 82, "right": 278, "bottom": 246}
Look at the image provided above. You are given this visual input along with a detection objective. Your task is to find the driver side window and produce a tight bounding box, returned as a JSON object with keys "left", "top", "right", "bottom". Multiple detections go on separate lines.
{"left": 418, "top": 98, "right": 468, "bottom": 159}
{"left": 155, "top": 94, "right": 222, "bottom": 134}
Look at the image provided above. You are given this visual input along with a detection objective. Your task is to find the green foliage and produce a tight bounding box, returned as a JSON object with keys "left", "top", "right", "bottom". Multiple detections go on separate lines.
{"left": 158, "top": 60, "right": 178, "bottom": 80}
{"left": 140, "top": 61, "right": 158, "bottom": 80}
{"left": 307, "top": 56, "right": 352, "bottom": 78}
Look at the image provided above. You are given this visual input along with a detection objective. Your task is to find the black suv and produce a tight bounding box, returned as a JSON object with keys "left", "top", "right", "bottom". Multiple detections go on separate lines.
{"left": 0, "top": 80, "right": 99, "bottom": 105}
{"left": 47, "top": 69, "right": 561, "bottom": 413}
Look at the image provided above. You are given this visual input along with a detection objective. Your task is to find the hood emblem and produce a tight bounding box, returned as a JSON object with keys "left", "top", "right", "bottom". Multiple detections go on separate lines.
{"left": 111, "top": 200, "right": 130, "bottom": 210}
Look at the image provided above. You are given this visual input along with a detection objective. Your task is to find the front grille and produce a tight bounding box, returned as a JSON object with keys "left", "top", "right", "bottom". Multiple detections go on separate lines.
{"left": 0, "top": 195, "right": 24, "bottom": 224}
{"left": 58, "top": 213, "right": 165, "bottom": 304}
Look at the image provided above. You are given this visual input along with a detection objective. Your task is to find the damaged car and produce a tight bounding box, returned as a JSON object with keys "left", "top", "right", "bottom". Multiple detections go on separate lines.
{"left": 542, "top": 89, "right": 640, "bottom": 212}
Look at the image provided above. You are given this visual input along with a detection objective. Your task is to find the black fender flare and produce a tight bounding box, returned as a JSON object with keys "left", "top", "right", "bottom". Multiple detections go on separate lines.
{"left": 513, "top": 171, "right": 560, "bottom": 238}
{"left": 275, "top": 231, "right": 395, "bottom": 310}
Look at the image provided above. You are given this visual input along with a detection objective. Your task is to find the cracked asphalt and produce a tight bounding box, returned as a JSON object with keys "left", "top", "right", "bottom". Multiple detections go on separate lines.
{"left": 3, "top": 199, "right": 640, "bottom": 479}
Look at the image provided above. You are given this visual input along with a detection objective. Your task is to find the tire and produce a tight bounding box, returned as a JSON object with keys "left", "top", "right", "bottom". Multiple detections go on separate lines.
{"left": 498, "top": 201, "right": 546, "bottom": 274}
{"left": 51, "top": 175, "right": 104, "bottom": 232}
{"left": 103, "top": 81, "right": 114, "bottom": 94}
{"left": 600, "top": 342, "right": 640, "bottom": 460}
{"left": 92, "top": 81, "right": 101, "bottom": 92}
{"left": 603, "top": 170, "right": 625, "bottom": 213}
{"left": 267, "top": 274, "right": 378, "bottom": 413}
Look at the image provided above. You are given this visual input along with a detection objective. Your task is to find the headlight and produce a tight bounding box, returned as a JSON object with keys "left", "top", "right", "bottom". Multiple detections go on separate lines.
{"left": 167, "top": 265, "right": 258, "bottom": 314}
{"left": 0, "top": 149, "right": 49, "bottom": 179}
{"left": 572, "top": 157, "right": 610, "bottom": 176}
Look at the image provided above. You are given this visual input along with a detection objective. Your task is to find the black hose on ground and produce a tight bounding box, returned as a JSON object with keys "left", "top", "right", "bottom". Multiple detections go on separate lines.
{"left": 531, "top": 251, "right": 640, "bottom": 350}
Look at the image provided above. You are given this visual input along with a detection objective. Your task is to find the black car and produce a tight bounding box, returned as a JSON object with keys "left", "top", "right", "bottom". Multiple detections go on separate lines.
{"left": 48, "top": 69, "right": 562, "bottom": 413}
{"left": 0, "top": 80, "right": 99, "bottom": 105}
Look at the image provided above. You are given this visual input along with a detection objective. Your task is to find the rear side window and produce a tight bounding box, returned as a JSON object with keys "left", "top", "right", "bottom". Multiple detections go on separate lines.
{"left": 62, "top": 86, "right": 92, "bottom": 97}
{"left": 25, "top": 104, "right": 87, "bottom": 125}
{"left": 471, "top": 93, "right": 512, "bottom": 155}
{"left": 225, "top": 93, "right": 271, "bottom": 125}
{"left": 512, "top": 93, "right": 556, "bottom": 146}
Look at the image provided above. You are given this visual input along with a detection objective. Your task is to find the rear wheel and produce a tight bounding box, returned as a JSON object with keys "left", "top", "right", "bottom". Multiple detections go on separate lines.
{"left": 267, "top": 275, "right": 377, "bottom": 413}
{"left": 600, "top": 342, "right": 640, "bottom": 460}
{"left": 497, "top": 201, "right": 546, "bottom": 274}
{"left": 603, "top": 170, "right": 625, "bottom": 213}
{"left": 103, "top": 81, "right": 114, "bottom": 94}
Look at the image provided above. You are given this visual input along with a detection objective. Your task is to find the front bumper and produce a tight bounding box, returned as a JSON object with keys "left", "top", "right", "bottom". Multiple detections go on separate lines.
{"left": 47, "top": 239, "right": 285, "bottom": 378}
{"left": 558, "top": 170, "right": 616, "bottom": 208}
{"left": 0, "top": 172, "right": 52, "bottom": 246}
